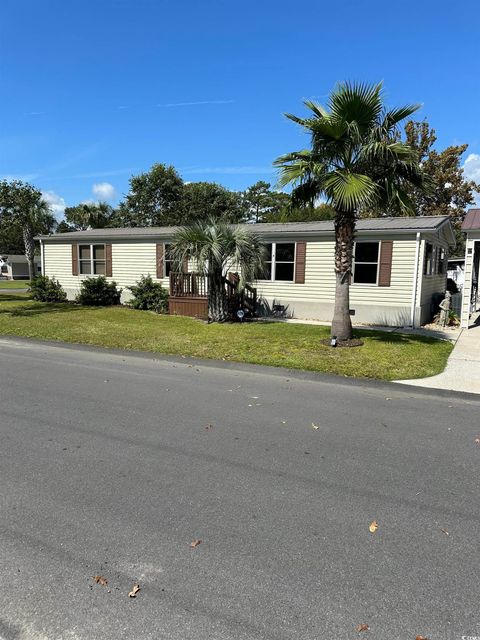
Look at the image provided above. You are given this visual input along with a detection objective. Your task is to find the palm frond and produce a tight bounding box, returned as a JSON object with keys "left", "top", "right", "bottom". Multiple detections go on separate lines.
{"left": 324, "top": 171, "right": 378, "bottom": 211}
{"left": 382, "top": 104, "right": 421, "bottom": 129}
{"left": 302, "top": 99, "right": 329, "bottom": 119}
{"left": 328, "top": 81, "right": 384, "bottom": 131}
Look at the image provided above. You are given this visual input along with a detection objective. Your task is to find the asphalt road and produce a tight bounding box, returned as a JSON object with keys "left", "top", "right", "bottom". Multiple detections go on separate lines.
{"left": 1, "top": 337, "right": 479, "bottom": 640}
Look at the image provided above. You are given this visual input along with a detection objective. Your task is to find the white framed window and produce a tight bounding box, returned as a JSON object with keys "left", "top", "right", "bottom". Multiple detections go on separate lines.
{"left": 78, "top": 244, "right": 106, "bottom": 275}
{"left": 353, "top": 241, "right": 380, "bottom": 285}
{"left": 263, "top": 242, "right": 295, "bottom": 281}
{"left": 424, "top": 242, "right": 434, "bottom": 276}
{"left": 164, "top": 243, "right": 174, "bottom": 277}
{"left": 424, "top": 243, "right": 446, "bottom": 276}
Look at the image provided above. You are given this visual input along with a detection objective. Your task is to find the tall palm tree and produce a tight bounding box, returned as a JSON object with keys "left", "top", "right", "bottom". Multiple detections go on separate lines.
{"left": 171, "top": 218, "right": 265, "bottom": 322}
{"left": 274, "top": 82, "right": 424, "bottom": 341}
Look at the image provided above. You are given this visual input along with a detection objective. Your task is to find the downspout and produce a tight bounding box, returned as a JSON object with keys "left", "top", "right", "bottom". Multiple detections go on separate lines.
{"left": 410, "top": 232, "right": 421, "bottom": 327}
{"left": 40, "top": 239, "right": 44, "bottom": 276}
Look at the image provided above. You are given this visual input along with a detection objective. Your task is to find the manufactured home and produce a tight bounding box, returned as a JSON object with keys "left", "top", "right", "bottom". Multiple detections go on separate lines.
{"left": 0, "top": 254, "right": 41, "bottom": 280}
{"left": 38, "top": 215, "right": 455, "bottom": 328}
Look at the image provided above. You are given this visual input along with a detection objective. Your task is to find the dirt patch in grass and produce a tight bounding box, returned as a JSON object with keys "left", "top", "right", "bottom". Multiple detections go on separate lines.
{"left": 320, "top": 338, "right": 364, "bottom": 348}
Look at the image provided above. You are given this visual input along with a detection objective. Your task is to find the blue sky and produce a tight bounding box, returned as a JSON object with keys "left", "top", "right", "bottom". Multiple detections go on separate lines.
{"left": 1, "top": 0, "right": 479, "bottom": 218}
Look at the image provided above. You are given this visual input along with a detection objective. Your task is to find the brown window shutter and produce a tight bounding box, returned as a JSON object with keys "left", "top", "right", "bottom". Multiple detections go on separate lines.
{"left": 183, "top": 256, "right": 189, "bottom": 273}
{"left": 105, "top": 244, "right": 113, "bottom": 277}
{"left": 294, "top": 241, "right": 307, "bottom": 284}
{"left": 156, "top": 243, "right": 164, "bottom": 278}
{"left": 378, "top": 241, "right": 393, "bottom": 287}
{"left": 71, "top": 244, "right": 78, "bottom": 275}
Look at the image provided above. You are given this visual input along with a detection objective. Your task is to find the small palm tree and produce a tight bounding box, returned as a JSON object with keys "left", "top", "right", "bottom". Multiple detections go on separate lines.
{"left": 171, "top": 218, "right": 265, "bottom": 322}
{"left": 275, "top": 81, "right": 424, "bottom": 341}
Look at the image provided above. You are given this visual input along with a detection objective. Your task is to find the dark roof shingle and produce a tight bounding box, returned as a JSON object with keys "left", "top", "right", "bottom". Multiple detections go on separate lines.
{"left": 462, "top": 208, "right": 480, "bottom": 230}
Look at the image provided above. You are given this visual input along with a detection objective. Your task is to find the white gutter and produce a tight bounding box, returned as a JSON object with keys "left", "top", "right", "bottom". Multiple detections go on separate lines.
{"left": 410, "top": 232, "right": 421, "bottom": 327}
{"left": 40, "top": 239, "right": 44, "bottom": 276}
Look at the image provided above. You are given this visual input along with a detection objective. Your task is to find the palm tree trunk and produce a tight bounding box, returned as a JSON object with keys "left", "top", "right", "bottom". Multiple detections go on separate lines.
{"left": 331, "top": 211, "right": 355, "bottom": 341}
{"left": 22, "top": 222, "right": 35, "bottom": 281}
{"left": 208, "top": 269, "right": 228, "bottom": 322}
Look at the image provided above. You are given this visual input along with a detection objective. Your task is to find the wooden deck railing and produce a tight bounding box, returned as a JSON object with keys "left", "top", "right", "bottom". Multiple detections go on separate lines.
{"left": 169, "top": 271, "right": 257, "bottom": 318}
{"left": 169, "top": 272, "right": 207, "bottom": 297}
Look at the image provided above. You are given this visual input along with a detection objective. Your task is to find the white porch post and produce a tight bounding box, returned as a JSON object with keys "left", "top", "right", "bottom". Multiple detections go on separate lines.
{"left": 461, "top": 235, "right": 479, "bottom": 329}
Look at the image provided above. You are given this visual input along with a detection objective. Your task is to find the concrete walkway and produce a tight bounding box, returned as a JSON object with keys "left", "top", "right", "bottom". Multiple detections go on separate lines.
{"left": 270, "top": 316, "right": 461, "bottom": 342}
{"left": 0, "top": 288, "right": 28, "bottom": 294}
{"left": 396, "top": 319, "right": 480, "bottom": 394}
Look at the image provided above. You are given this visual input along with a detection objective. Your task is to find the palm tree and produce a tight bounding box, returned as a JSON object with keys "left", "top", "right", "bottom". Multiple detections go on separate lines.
{"left": 171, "top": 218, "right": 265, "bottom": 322}
{"left": 23, "top": 200, "right": 56, "bottom": 280}
{"left": 274, "top": 82, "right": 424, "bottom": 341}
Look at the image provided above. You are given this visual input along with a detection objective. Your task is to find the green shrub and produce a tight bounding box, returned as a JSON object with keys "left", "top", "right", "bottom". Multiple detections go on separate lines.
{"left": 127, "top": 274, "right": 169, "bottom": 313}
{"left": 29, "top": 275, "right": 67, "bottom": 302}
{"left": 76, "top": 276, "right": 122, "bottom": 306}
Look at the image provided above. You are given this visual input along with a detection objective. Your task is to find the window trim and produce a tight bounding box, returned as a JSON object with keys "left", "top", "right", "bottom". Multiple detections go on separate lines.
{"left": 163, "top": 243, "right": 174, "bottom": 278}
{"left": 261, "top": 242, "right": 296, "bottom": 282}
{"left": 352, "top": 240, "right": 380, "bottom": 287}
{"left": 424, "top": 243, "right": 447, "bottom": 277}
{"left": 78, "top": 243, "right": 107, "bottom": 276}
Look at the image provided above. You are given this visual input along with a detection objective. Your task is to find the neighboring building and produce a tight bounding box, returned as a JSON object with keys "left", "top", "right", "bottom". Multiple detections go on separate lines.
{"left": 460, "top": 209, "right": 480, "bottom": 329}
{"left": 37, "top": 215, "right": 455, "bottom": 327}
{"left": 447, "top": 257, "right": 465, "bottom": 289}
{"left": 0, "top": 254, "right": 41, "bottom": 280}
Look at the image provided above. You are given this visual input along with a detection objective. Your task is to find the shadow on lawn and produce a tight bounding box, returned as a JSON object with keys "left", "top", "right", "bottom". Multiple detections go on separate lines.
{"left": 0, "top": 296, "right": 83, "bottom": 317}
{"left": 356, "top": 328, "right": 446, "bottom": 346}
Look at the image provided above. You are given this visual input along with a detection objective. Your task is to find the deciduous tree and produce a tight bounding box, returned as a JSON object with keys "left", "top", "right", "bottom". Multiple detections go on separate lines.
{"left": 117, "top": 163, "right": 184, "bottom": 227}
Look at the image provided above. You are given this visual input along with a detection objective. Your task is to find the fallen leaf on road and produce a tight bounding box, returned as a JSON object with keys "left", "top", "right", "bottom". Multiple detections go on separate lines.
{"left": 356, "top": 623, "right": 369, "bottom": 632}
{"left": 93, "top": 575, "right": 108, "bottom": 586}
{"left": 369, "top": 520, "right": 378, "bottom": 533}
{"left": 311, "top": 423, "right": 319, "bottom": 430}
{"left": 475, "top": 437, "right": 480, "bottom": 444}
{"left": 415, "top": 636, "right": 428, "bottom": 640}
{"left": 440, "top": 528, "right": 449, "bottom": 536}
{"left": 205, "top": 424, "right": 213, "bottom": 430}
{"left": 190, "top": 539, "right": 202, "bottom": 548}
{"left": 128, "top": 584, "right": 140, "bottom": 598}
{"left": 385, "top": 397, "right": 392, "bottom": 401}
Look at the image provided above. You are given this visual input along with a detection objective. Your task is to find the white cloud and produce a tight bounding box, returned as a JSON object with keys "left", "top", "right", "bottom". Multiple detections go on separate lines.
{"left": 463, "top": 153, "right": 480, "bottom": 182}
{"left": 463, "top": 154, "right": 480, "bottom": 204}
{"left": 42, "top": 190, "right": 66, "bottom": 219}
{"left": 92, "top": 182, "right": 116, "bottom": 200}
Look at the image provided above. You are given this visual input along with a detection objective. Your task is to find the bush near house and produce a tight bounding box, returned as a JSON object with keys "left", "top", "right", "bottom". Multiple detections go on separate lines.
{"left": 127, "top": 275, "right": 169, "bottom": 313}
{"left": 28, "top": 275, "right": 67, "bottom": 302}
{"left": 76, "top": 276, "right": 122, "bottom": 306}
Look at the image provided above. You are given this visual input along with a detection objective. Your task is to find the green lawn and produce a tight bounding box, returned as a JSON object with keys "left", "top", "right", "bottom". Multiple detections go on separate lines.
{"left": 0, "top": 295, "right": 453, "bottom": 380}
{"left": 0, "top": 280, "right": 30, "bottom": 289}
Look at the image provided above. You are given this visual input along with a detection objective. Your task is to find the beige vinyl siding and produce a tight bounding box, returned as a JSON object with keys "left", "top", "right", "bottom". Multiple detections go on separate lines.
{"left": 43, "top": 241, "right": 170, "bottom": 295}
{"left": 254, "top": 235, "right": 416, "bottom": 307}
